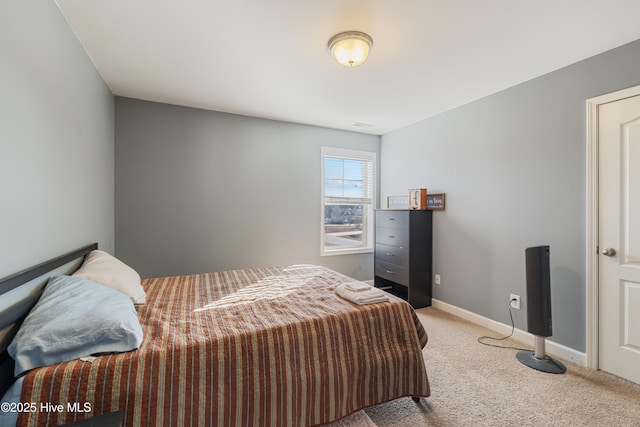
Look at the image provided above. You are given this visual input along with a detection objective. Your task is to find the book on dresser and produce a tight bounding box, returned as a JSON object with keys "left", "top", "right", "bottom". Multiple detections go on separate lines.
{"left": 374, "top": 209, "right": 433, "bottom": 308}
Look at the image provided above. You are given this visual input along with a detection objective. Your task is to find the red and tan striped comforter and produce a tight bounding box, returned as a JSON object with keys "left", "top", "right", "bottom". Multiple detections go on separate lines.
{"left": 18, "top": 265, "right": 429, "bottom": 426}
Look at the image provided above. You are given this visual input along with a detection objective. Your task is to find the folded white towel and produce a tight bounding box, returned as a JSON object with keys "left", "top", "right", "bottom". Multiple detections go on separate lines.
{"left": 335, "top": 283, "right": 389, "bottom": 305}
{"left": 343, "top": 281, "right": 372, "bottom": 292}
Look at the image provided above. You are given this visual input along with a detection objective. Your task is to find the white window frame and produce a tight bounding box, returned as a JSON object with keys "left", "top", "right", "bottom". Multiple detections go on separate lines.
{"left": 321, "top": 146, "right": 376, "bottom": 256}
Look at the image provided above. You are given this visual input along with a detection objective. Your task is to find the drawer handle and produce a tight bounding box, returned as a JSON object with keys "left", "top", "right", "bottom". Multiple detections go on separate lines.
{"left": 385, "top": 270, "right": 395, "bottom": 274}
{"left": 388, "top": 235, "right": 395, "bottom": 239}
{"left": 385, "top": 252, "right": 394, "bottom": 257}
{"left": 388, "top": 218, "right": 395, "bottom": 221}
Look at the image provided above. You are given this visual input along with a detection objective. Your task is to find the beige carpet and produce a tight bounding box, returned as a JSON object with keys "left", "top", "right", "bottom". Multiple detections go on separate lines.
{"left": 327, "top": 410, "right": 377, "bottom": 427}
{"left": 363, "top": 307, "right": 640, "bottom": 426}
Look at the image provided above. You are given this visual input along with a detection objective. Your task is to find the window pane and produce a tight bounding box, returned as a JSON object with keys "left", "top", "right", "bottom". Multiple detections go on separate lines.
{"left": 324, "top": 157, "right": 344, "bottom": 180}
{"left": 321, "top": 147, "right": 375, "bottom": 255}
{"left": 343, "top": 159, "right": 364, "bottom": 181}
{"left": 324, "top": 180, "right": 345, "bottom": 198}
{"left": 324, "top": 204, "right": 364, "bottom": 248}
{"left": 323, "top": 157, "right": 367, "bottom": 198}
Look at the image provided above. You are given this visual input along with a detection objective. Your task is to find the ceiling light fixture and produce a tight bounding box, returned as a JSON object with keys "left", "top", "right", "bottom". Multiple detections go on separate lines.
{"left": 327, "top": 31, "right": 373, "bottom": 67}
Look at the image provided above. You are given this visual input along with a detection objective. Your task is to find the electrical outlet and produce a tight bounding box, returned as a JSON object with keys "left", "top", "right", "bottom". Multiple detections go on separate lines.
{"left": 510, "top": 293, "right": 521, "bottom": 310}
{"left": 435, "top": 274, "right": 441, "bottom": 285}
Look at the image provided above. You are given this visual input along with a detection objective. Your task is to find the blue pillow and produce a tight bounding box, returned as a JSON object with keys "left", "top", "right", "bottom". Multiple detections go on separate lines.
{"left": 8, "top": 275, "right": 143, "bottom": 376}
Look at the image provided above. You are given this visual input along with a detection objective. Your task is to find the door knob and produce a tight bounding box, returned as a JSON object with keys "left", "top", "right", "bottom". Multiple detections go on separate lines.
{"left": 601, "top": 247, "right": 616, "bottom": 256}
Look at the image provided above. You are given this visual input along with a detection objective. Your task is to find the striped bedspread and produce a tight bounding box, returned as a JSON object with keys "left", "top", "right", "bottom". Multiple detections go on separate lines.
{"left": 18, "top": 265, "right": 429, "bottom": 426}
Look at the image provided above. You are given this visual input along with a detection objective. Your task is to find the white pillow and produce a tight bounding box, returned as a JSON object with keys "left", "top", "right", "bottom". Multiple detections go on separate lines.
{"left": 73, "top": 250, "right": 146, "bottom": 304}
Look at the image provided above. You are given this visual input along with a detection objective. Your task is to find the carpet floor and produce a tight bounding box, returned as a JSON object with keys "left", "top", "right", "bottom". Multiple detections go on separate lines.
{"left": 362, "top": 306, "right": 640, "bottom": 426}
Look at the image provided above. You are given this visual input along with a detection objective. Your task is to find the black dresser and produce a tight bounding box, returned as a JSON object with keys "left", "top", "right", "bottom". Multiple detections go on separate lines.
{"left": 374, "top": 209, "right": 433, "bottom": 308}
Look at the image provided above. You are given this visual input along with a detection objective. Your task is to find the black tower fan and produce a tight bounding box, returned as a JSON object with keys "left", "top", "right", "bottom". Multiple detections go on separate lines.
{"left": 516, "top": 246, "right": 566, "bottom": 374}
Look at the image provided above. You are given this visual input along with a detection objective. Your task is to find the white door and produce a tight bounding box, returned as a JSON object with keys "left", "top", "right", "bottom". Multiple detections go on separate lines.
{"left": 598, "top": 94, "right": 640, "bottom": 384}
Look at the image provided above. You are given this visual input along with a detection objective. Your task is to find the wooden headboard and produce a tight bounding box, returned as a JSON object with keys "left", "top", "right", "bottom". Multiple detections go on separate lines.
{"left": 0, "top": 243, "right": 97, "bottom": 397}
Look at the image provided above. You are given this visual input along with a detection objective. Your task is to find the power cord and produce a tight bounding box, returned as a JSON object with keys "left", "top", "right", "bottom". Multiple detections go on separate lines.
{"left": 477, "top": 298, "right": 529, "bottom": 351}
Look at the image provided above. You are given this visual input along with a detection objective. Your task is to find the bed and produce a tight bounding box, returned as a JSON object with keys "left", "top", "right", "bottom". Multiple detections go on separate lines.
{"left": 0, "top": 244, "right": 430, "bottom": 426}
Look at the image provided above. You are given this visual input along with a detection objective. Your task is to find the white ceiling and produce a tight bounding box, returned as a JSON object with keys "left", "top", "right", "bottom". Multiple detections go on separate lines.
{"left": 56, "top": 0, "right": 640, "bottom": 135}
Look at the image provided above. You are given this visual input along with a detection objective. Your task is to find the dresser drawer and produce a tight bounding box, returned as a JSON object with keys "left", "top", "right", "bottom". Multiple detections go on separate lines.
{"left": 375, "top": 260, "right": 409, "bottom": 286}
{"left": 375, "top": 243, "right": 409, "bottom": 266}
{"left": 375, "top": 210, "right": 409, "bottom": 229}
{"left": 375, "top": 226, "right": 409, "bottom": 247}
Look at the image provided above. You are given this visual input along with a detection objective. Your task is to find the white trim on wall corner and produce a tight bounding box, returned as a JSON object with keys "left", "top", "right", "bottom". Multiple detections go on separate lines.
{"left": 585, "top": 94, "right": 600, "bottom": 371}
{"left": 431, "top": 299, "right": 587, "bottom": 366}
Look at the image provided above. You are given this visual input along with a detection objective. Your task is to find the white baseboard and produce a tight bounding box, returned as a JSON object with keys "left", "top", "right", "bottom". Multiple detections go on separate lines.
{"left": 431, "top": 299, "right": 587, "bottom": 366}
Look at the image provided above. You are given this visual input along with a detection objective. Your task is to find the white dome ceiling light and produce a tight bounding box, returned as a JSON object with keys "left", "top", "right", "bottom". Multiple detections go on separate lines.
{"left": 327, "top": 31, "right": 373, "bottom": 67}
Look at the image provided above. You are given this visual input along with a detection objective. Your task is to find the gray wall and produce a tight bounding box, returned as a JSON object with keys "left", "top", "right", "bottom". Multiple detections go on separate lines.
{"left": 380, "top": 39, "right": 640, "bottom": 352}
{"left": 0, "top": 1, "right": 114, "bottom": 278}
{"left": 115, "top": 98, "right": 380, "bottom": 280}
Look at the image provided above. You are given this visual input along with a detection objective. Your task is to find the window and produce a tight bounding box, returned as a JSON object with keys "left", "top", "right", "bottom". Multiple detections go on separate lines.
{"left": 321, "top": 147, "right": 376, "bottom": 256}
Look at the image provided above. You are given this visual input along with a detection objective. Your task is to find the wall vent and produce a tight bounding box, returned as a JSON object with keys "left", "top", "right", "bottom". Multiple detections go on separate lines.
{"left": 352, "top": 122, "right": 373, "bottom": 129}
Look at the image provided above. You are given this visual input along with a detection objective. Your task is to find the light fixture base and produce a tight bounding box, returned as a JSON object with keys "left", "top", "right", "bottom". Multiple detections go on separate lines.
{"left": 327, "top": 31, "right": 373, "bottom": 67}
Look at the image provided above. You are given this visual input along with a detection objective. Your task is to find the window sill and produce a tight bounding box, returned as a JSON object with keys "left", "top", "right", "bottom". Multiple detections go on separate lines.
{"left": 321, "top": 247, "right": 374, "bottom": 257}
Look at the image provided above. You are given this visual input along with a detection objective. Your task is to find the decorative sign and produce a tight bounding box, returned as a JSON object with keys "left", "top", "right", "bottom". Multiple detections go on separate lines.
{"left": 409, "top": 188, "right": 428, "bottom": 210}
{"left": 426, "top": 193, "right": 445, "bottom": 210}
{"left": 387, "top": 195, "right": 409, "bottom": 209}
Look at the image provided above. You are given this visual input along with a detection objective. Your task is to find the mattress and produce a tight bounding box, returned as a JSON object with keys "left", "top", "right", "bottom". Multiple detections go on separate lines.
{"left": 17, "top": 265, "right": 429, "bottom": 426}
